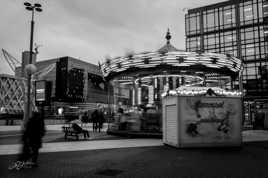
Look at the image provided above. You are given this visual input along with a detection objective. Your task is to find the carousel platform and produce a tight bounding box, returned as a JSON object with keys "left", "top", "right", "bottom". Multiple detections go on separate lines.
{"left": 107, "top": 129, "right": 162, "bottom": 138}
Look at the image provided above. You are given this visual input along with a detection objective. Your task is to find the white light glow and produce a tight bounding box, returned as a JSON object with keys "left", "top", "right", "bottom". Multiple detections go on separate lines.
{"left": 244, "top": 7, "right": 252, "bottom": 11}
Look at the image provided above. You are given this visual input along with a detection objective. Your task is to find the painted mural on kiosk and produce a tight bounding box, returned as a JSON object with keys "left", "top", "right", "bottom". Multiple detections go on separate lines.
{"left": 179, "top": 96, "right": 242, "bottom": 145}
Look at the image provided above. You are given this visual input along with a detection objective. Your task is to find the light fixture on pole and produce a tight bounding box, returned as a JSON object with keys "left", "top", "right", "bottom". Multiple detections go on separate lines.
{"left": 23, "top": 1, "right": 43, "bottom": 128}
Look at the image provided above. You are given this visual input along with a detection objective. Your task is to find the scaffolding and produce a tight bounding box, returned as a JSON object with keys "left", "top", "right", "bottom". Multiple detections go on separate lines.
{"left": 0, "top": 49, "right": 57, "bottom": 115}
{"left": 0, "top": 74, "right": 26, "bottom": 114}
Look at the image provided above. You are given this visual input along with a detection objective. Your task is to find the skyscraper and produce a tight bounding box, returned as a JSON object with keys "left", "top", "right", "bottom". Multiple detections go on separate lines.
{"left": 185, "top": 0, "right": 268, "bottom": 102}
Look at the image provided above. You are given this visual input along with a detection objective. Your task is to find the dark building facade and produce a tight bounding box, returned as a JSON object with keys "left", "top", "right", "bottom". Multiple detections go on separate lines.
{"left": 55, "top": 57, "right": 85, "bottom": 102}
{"left": 185, "top": 0, "right": 268, "bottom": 101}
{"left": 15, "top": 56, "right": 107, "bottom": 104}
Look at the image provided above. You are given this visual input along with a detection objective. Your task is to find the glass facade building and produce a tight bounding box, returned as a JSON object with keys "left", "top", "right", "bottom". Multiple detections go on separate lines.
{"left": 185, "top": 0, "right": 268, "bottom": 101}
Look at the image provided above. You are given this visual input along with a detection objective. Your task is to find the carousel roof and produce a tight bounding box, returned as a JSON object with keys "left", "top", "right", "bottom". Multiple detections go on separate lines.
{"left": 100, "top": 29, "right": 242, "bottom": 80}
{"left": 157, "top": 29, "right": 183, "bottom": 53}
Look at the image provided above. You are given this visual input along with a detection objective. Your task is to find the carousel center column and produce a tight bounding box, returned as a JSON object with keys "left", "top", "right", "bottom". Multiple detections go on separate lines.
{"left": 113, "top": 79, "right": 120, "bottom": 112}
{"left": 148, "top": 76, "right": 154, "bottom": 105}
{"left": 132, "top": 77, "right": 136, "bottom": 106}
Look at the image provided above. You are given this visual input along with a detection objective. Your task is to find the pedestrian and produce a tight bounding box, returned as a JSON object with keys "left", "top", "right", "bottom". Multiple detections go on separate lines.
{"left": 98, "top": 109, "right": 105, "bottom": 132}
{"left": 8, "top": 111, "right": 45, "bottom": 170}
{"left": 81, "top": 112, "right": 88, "bottom": 123}
{"left": 91, "top": 109, "right": 98, "bottom": 132}
{"left": 117, "top": 108, "right": 127, "bottom": 130}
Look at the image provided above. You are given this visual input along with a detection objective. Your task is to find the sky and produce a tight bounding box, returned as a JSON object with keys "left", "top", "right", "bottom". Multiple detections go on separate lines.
{"left": 0, "top": 0, "right": 223, "bottom": 75}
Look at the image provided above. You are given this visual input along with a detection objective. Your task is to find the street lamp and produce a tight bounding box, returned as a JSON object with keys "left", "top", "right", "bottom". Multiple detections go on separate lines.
{"left": 23, "top": 2, "right": 43, "bottom": 128}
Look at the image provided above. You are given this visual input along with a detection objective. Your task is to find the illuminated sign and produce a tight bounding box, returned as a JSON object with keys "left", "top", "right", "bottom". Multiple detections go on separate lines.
{"left": 35, "top": 80, "right": 51, "bottom": 106}
{"left": 35, "top": 81, "right": 46, "bottom": 102}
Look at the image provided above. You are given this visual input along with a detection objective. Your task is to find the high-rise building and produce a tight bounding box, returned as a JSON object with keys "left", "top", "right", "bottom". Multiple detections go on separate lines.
{"left": 185, "top": 0, "right": 268, "bottom": 102}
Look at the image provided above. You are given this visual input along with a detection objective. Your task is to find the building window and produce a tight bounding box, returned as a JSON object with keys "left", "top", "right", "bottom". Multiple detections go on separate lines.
{"left": 240, "top": 0, "right": 260, "bottom": 25}
{"left": 262, "top": 0, "right": 268, "bottom": 17}
{"left": 219, "top": 30, "right": 237, "bottom": 55}
{"left": 258, "top": 0, "right": 263, "bottom": 21}
{"left": 186, "top": 13, "right": 200, "bottom": 35}
{"left": 203, "top": 9, "right": 219, "bottom": 32}
{"left": 187, "top": 36, "right": 201, "bottom": 51}
{"left": 220, "top": 5, "right": 236, "bottom": 29}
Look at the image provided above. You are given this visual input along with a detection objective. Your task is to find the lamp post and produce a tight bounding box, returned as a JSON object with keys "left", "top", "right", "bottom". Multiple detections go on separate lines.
{"left": 23, "top": 2, "right": 42, "bottom": 128}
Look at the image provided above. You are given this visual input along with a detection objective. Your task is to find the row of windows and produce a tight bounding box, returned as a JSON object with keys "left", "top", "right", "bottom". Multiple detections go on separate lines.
{"left": 187, "top": 42, "right": 268, "bottom": 60}
{"left": 198, "top": 47, "right": 237, "bottom": 56}
{"left": 186, "top": 27, "right": 268, "bottom": 59}
{"left": 241, "top": 26, "right": 266, "bottom": 42}
{"left": 186, "top": 0, "right": 265, "bottom": 35}
{"left": 242, "top": 63, "right": 268, "bottom": 92}
{"left": 241, "top": 41, "right": 268, "bottom": 60}
{"left": 203, "top": 5, "right": 236, "bottom": 33}
{"left": 243, "top": 62, "right": 263, "bottom": 77}
{"left": 203, "top": 30, "right": 237, "bottom": 48}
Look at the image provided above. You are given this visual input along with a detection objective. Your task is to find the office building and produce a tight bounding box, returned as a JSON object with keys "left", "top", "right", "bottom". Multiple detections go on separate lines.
{"left": 185, "top": 0, "right": 268, "bottom": 102}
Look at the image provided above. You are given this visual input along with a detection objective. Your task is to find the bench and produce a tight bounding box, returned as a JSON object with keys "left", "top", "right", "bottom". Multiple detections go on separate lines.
{"left": 62, "top": 126, "right": 83, "bottom": 140}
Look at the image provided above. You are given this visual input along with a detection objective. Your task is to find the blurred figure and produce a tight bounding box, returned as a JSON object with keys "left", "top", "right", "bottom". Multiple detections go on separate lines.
{"left": 9, "top": 111, "right": 45, "bottom": 170}
{"left": 118, "top": 108, "right": 127, "bottom": 130}
{"left": 71, "top": 122, "right": 90, "bottom": 139}
{"left": 69, "top": 115, "right": 90, "bottom": 139}
{"left": 98, "top": 109, "right": 105, "bottom": 132}
{"left": 81, "top": 112, "right": 88, "bottom": 123}
{"left": 91, "top": 109, "right": 98, "bottom": 132}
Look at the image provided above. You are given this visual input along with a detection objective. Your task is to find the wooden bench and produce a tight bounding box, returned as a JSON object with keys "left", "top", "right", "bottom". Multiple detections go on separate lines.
{"left": 62, "top": 126, "right": 83, "bottom": 140}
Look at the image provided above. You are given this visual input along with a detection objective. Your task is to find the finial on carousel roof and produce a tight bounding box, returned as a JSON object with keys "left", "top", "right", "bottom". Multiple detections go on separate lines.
{"left": 165, "top": 28, "right": 171, "bottom": 44}
{"left": 158, "top": 28, "right": 180, "bottom": 53}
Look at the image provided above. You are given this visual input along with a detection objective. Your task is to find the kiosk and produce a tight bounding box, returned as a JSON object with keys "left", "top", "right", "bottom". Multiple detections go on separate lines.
{"left": 162, "top": 87, "right": 242, "bottom": 148}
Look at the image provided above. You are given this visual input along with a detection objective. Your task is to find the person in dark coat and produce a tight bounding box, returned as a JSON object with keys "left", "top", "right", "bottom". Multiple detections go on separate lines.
{"left": 9, "top": 111, "right": 45, "bottom": 170}
{"left": 22, "top": 112, "right": 45, "bottom": 166}
{"left": 91, "top": 109, "right": 98, "bottom": 132}
{"left": 97, "top": 110, "right": 105, "bottom": 132}
{"left": 71, "top": 123, "right": 90, "bottom": 138}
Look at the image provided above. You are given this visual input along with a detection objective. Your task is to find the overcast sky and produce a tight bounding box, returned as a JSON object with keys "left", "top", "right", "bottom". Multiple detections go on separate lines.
{"left": 0, "top": 0, "right": 222, "bottom": 75}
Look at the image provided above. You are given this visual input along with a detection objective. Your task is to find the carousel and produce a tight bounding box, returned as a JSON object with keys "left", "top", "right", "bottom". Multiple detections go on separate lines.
{"left": 100, "top": 29, "right": 243, "bottom": 136}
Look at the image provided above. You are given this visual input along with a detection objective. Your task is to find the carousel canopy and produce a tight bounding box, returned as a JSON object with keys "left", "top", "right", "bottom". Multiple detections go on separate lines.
{"left": 100, "top": 30, "right": 242, "bottom": 80}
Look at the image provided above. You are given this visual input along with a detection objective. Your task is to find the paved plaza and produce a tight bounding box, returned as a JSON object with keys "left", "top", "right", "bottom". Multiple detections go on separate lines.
{"left": 1, "top": 141, "right": 268, "bottom": 178}
{"left": 1, "top": 125, "right": 268, "bottom": 177}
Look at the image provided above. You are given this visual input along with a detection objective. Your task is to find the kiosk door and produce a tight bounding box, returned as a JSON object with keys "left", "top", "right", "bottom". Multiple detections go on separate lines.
{"left": 165, "top": 105, "right": 178, "bottom": 146}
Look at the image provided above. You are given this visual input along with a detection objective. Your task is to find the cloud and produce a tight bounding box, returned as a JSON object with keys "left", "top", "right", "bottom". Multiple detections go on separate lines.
{"left": 0, "top": 0, "right": 223, "bottom": 75}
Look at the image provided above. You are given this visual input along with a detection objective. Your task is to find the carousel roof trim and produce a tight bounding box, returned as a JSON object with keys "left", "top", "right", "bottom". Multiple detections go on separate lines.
{"left": 101, "top": 51, "right": 242, "bottom": 79}
{"left": 100, "top": 29, "right": 242, "bottom": 80}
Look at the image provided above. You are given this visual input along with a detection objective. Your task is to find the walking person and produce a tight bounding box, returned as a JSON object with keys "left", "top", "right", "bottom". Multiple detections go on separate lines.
{"left": 8, "top": 111, "right": 45, "bottom": 170}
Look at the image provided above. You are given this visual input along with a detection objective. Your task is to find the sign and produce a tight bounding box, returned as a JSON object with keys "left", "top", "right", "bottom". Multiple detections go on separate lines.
{"left": 35, "top": 80, "right": 51, "bottom": 106}
{"left": 36, "top": 81, "right": 46, "bottom": 102}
